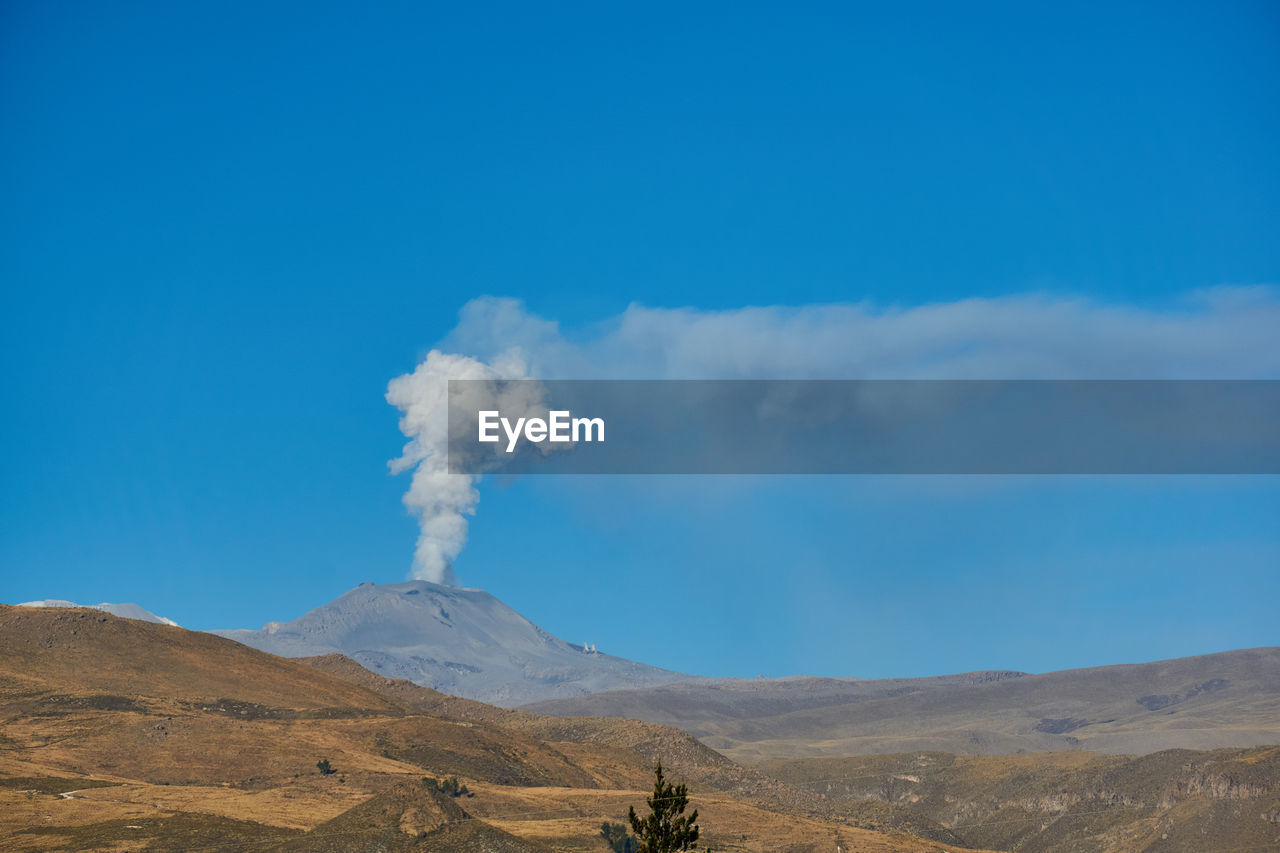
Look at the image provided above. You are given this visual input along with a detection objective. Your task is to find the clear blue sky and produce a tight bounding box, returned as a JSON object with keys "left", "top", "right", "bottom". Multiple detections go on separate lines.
{"left": 3, "top": 1, "right": 1277, "bottom": 678}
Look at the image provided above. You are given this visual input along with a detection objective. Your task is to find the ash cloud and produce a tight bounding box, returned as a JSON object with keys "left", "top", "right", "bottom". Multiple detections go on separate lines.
{"left": 442, "top": 287, "right": 1280, "bottom": 380}
{"left": 391, "top": 287, "right": 1279, "bottom": 582}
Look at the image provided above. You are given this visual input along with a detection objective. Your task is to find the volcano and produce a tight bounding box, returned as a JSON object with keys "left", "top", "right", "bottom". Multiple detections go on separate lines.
{"left": 214, "top": 580, "right": 685, "bottom": 706}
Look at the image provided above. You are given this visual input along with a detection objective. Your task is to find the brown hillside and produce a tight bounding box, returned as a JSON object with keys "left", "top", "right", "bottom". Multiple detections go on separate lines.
{"left": 0, "top": 605, "right": 403, "bottom": 712}
{"left": 268, "top": 779, "right": 550, "bottom": 852}
{"left": 0, "top": 605, "right": 978, "bottom": 852}
{"left": 763, "top": 747, "right": 1280, "bottom": 852}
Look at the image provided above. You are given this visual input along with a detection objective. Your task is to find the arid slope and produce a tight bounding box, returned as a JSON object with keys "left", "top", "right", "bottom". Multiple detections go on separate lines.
{"left": 0, "top": 604, "right": 974, "bottom": 852}
{"left": 763, "top": 748, "right": 1280, "bottom": 852}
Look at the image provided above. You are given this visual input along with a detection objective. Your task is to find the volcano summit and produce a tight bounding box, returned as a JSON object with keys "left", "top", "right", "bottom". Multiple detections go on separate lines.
{"left": 214, "top": 580, "right": 685, "bottom": 706}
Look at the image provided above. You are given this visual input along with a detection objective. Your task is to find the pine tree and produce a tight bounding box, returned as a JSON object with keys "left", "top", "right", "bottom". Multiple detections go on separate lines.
{"left": 627, "top": 760, "right": 700, "bottom": 852}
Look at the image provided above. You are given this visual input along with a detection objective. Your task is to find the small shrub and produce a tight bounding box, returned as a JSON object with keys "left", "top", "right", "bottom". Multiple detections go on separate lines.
{"left": 601, "top": 820, "right": 638, "bottom": 853}
{"left": 423, "top": 776, "right": 470, "bottom": 797}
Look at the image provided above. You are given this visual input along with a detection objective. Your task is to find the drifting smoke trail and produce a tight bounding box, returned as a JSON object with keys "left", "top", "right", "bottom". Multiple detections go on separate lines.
{"left": 390, "top": 287, "right": 1280, "bottom": 583}
{"left": 385, "top": 350, "right": 530, "bottom": 585}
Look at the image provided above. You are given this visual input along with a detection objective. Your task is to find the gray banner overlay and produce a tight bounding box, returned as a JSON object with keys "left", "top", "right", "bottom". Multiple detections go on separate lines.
{"left": 447, "top": 380, "right": 1280, "bottom": 475}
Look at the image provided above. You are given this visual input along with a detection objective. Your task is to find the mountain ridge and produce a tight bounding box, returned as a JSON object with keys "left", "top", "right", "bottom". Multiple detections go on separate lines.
{"left": 212, "top": 580, "right": 687, "bottom": 706}
{"left": 0, "top": 603, "right": 977, "bottom": 852}
{"left": 523, "top": 645, "right": 1280, "bottom": 760}
{"left": 16, "top": 599, "right": 178, "bottom": 626}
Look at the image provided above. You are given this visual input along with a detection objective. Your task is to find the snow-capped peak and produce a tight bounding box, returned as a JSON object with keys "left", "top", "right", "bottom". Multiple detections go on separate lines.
{"left": 17, "top": 599, "right": 179, "bottom": 627}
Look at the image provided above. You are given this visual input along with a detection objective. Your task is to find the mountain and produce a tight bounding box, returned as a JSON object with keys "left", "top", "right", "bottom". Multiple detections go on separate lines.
{"left": 0, "top": 603, "right": 970, "bottom": 852}
{"left": 523, "top": 647, "right": 1280, "bottom": 761}
{"left": 213, "top": 580, "right": 686, "bottom": 706}
{"left": 17, "top": 598, "right": 178, "bottom": 626}
{"left": 5, "top": 603, "right": 1277, "bottom": 852}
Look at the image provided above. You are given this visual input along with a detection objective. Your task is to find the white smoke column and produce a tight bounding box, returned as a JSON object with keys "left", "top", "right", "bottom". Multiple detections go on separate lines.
{"left": 386, "top": 349, "right": 529, "bottom": 585}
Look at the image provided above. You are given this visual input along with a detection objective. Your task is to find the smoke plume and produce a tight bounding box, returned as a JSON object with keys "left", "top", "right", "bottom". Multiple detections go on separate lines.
{"left": 390, "top": 287, "right": 1279, "bottom": 583}
{"left": 386, "top": 349, "right": 532, "bottom": 585}
{"left": 440, "top": 287, "right": 1280, "bottom": 380}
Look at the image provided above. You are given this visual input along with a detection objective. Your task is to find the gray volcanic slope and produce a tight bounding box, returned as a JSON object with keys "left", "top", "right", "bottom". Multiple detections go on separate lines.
{"left": 522, "top": 647, "right": 1280, "bottom": 760}
{"left": 214, "top": 580, "right": 685, "bottom": 706}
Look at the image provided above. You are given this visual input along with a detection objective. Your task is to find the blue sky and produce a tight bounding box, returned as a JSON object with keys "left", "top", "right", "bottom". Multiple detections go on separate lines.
{"left": 2, "top": 2, "right": 1278, "bottom": 678}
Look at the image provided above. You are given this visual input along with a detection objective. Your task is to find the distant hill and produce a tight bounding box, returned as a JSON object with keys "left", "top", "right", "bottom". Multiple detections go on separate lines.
{"left": 17, "top": 598, "right": 178, "bottom": 625}
{"left": 523, "top": 648, "right": 1280, "bottom": 760}
{"left": 213, "top": 580, "right": 686, "bottom": 706}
